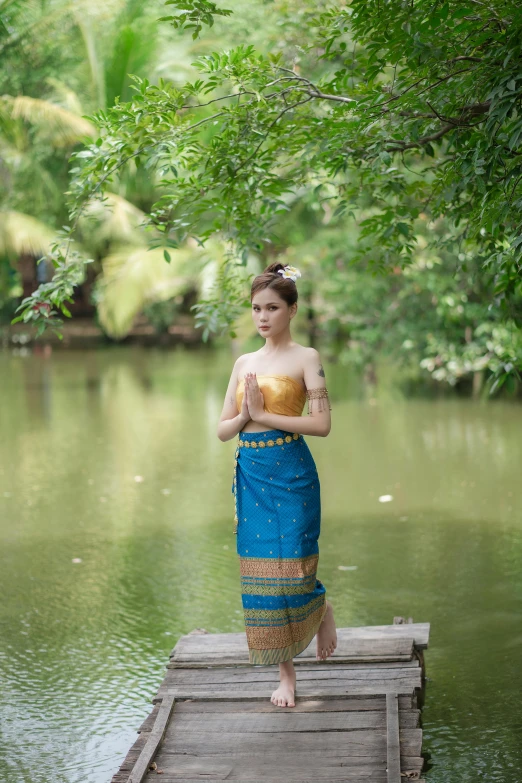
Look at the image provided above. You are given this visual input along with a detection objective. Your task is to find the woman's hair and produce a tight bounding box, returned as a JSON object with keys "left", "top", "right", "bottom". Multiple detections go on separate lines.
{"left": 250, "top": 262, "right": 298, "bottom": 306}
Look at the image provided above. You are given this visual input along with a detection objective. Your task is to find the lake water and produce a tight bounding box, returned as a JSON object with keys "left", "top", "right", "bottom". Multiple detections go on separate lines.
{"left": 1, "top": 346, "right": 521, "bottom": 782}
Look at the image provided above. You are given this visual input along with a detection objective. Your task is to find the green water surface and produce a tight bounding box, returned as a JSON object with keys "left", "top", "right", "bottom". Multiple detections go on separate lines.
{"left": 1, "top": 347, "right": 521, "bottom": 783}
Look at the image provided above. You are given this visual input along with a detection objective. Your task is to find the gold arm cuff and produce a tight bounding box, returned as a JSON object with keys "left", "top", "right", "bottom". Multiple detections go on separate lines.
{"left": 305, "top": 387, "right": 331, "bottom": 415}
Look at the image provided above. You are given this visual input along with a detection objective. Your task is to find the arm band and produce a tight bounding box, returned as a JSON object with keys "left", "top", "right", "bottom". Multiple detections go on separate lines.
{"left": 305, "top": 388, "right": 331, "bottom": 415}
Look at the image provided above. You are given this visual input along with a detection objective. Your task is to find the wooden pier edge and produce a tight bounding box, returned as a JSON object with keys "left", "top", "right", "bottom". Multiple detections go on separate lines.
{"left": 386, "top": 692, "right": 401, "bottom": 783}
{"left": 112, "top": 619, "right": 430, "bottom": 783}
{"left": 127, "top": 693, "right": 176, "bottom": 783}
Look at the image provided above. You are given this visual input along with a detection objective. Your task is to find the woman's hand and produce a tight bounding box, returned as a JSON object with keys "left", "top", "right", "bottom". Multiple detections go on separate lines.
{"left": 245, "top": 372, "right": 265, "bottom": 421}
{"left": 239, "top": 382, "right": 250, "bottom": 426}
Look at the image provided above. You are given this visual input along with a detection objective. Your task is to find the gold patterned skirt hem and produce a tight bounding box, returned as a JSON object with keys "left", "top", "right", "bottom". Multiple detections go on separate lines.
{"left": 248, "top": 596, "right": 328, "bottom": 665}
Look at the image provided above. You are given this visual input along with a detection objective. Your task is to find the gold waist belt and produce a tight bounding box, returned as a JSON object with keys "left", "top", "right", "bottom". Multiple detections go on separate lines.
{"left": 238, "top": 432, "right": 301, "bottom": 449}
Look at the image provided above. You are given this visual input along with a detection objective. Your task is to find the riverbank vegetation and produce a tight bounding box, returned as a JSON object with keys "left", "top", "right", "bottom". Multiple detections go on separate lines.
{"left": 1, "top": 0, "right": 521, "bottom": 395}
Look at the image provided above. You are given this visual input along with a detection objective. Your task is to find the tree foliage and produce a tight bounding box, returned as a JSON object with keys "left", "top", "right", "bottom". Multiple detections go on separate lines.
{"left": 7, "top": 0, "right": 522, "bottom": 388}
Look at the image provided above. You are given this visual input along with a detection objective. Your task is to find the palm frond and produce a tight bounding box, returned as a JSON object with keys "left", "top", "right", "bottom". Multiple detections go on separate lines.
{"left": 45, "top": 77, "right": 85, "bottom": 116}
{"left": 7, "top": 95, "right": 96, "bottom": 145}
{"left": 96, "top": 245, "right": 203, "bottom": 339}
{"left": 0, "top": 210, "right": 55, "bottom": 258}
{"left": 81, "top": 193, "right": 146, "bottom": 247}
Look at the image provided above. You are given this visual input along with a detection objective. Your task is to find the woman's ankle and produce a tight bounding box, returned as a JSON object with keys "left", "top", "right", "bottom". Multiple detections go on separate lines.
{"left": 279, "top": 658, "right": 295, "bottom": 678}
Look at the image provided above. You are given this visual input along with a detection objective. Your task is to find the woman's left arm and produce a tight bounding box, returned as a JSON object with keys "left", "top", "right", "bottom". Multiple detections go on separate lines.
{"left": 247, "top": 348, "right": 331, "bottom": 437}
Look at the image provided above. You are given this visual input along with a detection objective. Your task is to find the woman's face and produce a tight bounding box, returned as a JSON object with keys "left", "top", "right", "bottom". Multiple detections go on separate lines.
{"left": 251, "top": 288, "right": 296, "bottom": 337}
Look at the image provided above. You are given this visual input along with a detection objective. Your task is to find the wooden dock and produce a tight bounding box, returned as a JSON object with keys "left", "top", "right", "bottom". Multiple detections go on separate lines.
{"left": 111, "top": 619, "right": 430, "bottom": 783}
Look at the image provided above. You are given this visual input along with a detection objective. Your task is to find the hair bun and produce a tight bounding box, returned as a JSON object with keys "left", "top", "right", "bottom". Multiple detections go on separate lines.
{"left": 263, "top": 262, "right": 286, "bottom": 276}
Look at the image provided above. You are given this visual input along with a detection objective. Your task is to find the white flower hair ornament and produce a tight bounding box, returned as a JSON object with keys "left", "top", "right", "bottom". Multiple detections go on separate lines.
{"left": 277, "top": 265, "right": 302, "bottom": 282}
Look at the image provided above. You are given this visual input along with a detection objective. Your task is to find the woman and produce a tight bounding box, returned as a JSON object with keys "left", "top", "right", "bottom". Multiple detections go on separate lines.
{"left": 217, "top": 262, "right": 337, "bottom": 708}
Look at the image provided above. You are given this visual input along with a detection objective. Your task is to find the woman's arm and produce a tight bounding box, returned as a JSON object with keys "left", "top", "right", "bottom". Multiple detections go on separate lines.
{"left": 246, "top": 348, "right": 331, "bottom": 437}
{"left": 217, "top": 357, "right": 251, "bottom": 442}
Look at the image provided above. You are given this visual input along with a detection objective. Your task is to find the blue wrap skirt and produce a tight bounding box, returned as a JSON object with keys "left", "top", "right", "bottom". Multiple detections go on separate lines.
{"left": 232, "top": 428, "right": 327, "bottom": 665}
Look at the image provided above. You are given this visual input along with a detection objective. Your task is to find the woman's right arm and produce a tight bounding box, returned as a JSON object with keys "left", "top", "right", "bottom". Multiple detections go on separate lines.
{"left": 217, "top": 357, "right": 250, "bottom": 441}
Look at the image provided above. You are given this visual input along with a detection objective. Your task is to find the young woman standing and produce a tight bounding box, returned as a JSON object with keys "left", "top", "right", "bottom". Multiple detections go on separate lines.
{"left": 217, "top": 262, "right": 337, "bottom": 708}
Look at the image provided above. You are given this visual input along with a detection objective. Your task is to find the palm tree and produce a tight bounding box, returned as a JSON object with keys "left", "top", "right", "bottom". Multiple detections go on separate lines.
{"left": 0, "top": 0, "right": 208, "bottom": 337}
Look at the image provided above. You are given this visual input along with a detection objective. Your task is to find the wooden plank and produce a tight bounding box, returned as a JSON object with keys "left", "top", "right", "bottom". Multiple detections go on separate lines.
{"left": 158, "top": 728, "right": 423, "bottom": 758}
{"left": 153, "top": 667, "right": 422, "bottom": 704}
{"left": 141, "top": 776, "right": 425, "bottom": 783}
{"left": 172, "top": 697, "right": 417, "bottom": 714}
{"left": 168, "top": 658, "right": 420, "bottom": 670}
{"left": 164, "top": 666, "right": 421, "bottom": 685}
{"left": 169, "top": 709, "right": 419, "bottom": 731}
{"left": 169, "top": 623, "right": 430, "bottom": 660}
{"left": 169, "top": 653, "right": 415, "bottom": 667}
{"left": 386, "top": 692, "right": 401, "bottom": 783}
{"left": 155, "top": 680, "right": 421, "bottom": 700}
{"left": 170, "top": 636, "right": 417, "bottom": 665}
{"left": 156, "top": 748, "right": 423, "bottom": 772}
{"left": 147, "top": 758, "right": 388, "bottom": 782}
{"left": 160, "top": 664, "right": 422, "bottom": 685}
{"left": 127, "top": 694, "right": 176, "bottom": 783}
{"left": 154, "top": 687, "right": 417, "bottom": 705}
{"left": 153, "top": 751, "right": 422, "bottom": 776}
{"left": 145, "top": 756, "right": 388, "bottom": 781}
{"left": 146, "top": 775, "right": 388, "bottom": 782}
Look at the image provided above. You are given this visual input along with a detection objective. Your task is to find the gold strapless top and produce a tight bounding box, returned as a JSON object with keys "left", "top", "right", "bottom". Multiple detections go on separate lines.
{"left": 236, "top": 374, "right": 306, "bottom": 417}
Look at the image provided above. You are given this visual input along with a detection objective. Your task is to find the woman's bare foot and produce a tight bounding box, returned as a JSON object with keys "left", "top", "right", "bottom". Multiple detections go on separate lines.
{"left": 271, "top": 658, "right": 296, "bottom": 707}
{"left": 316, "top": 599, "right": 337, "bottom": 661}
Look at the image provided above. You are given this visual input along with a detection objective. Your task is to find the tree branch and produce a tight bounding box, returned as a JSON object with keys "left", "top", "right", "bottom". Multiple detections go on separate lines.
{"left": 385, "top": 123, "right": 456, "bottom": 151}
{"left": 232, "top": 97, "right": 313, "bottom": 174}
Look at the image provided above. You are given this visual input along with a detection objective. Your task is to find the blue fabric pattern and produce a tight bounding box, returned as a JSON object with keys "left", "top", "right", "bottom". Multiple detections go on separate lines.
{"left": 232, "top": 428, "right": 327, "bottom": 664}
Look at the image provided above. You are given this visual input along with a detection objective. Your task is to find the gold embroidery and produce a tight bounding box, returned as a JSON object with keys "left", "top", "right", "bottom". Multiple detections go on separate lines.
{"left": 244, "top": 599, "right": 326, "bottom": 649}
{"left": 305, "top": 387, "right": 331, "bottom": 415}
{"left": 244, "top": 594, "right": 325, "bottom": 623}
{"left": 247, "top": 600, "right": 328, "bottom": 665}
{"left": 240, "top": 575, "right": 317, "bottom": 596}
{"left": 239, "top": 554, "right": 319, "bottom": 578}
{"left": 238, "top": 432, "right": 300, "bottom": 448}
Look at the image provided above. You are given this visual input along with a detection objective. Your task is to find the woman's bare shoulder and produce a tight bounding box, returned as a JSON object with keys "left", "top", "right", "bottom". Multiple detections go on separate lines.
{"left": 232, "top": 351, "right": 258, "bottom": 372}
{"left": 293, "top": 344, "right": 321, "bottom": 363}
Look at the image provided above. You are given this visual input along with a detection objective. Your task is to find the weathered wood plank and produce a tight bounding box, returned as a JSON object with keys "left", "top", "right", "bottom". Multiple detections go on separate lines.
{"left": 171, "top": 697, "right": 417, "bottom": 714}
{"left": 170, "top": 636, "right": 417, "bottom": 666}
{"left": 158, "top": 728, "right": 423, "bottom": 757}
{"left": 144, "top": 757, "right": 388, "bottom": 782}
{"left": 168, "top": 654, "right": 415, "bottom": 667}
{"left": 152, "top": 752, "right": 424, "bottom": 777}
{"left": 169, "top": 709, "right": 419, "bottom": 731}
{"left": 161, "top": 665, "right": 421, "bottom": 685}
{"left": 153, "top": 666, "right": 422, "bottom": 703}
{"left": 386, "top": 692, "right": 401, "bottom": 783}
{"left": 145, "top": 775, "right": 388, "bottom": 782}
{"left": 154, "top": 687, "right": 417, "bottom": 705}
{"left": 154, "top": 678, "right": 420, "bottom": 703}
{"left": 141, "top": 776, "right": 425, "bottom": 783}
{"left": 169, "top": 624, "right": 430, "bottom": 660}
{"left": 168, "top": 658, "right": 420, "bottom": 670}
{"left": 146, "top": 769, "right": 388, "bottom": 783}
{"left": 127, "top": 694, "right": 176, "bottom": 783}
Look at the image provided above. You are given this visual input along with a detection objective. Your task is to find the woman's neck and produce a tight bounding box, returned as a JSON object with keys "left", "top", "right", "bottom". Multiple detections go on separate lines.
{"left": 261, "top": 331, "right": 294, "bottom": 353}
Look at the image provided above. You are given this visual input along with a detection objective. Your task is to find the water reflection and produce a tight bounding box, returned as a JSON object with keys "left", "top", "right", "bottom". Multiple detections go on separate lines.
{"left": 0, "top": 347, "right": 521, "bottom": 782}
